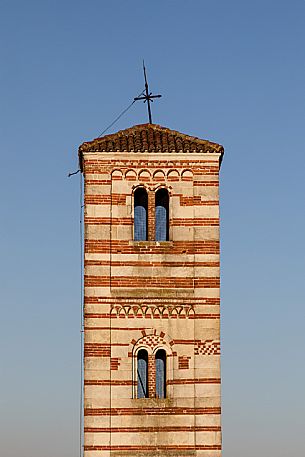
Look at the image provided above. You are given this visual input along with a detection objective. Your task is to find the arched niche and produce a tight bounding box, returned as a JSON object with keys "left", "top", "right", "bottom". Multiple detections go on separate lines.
{"left": 138, "top": 169, "right": 151, "bottom": 181}
{"left": 125, "top": 169, "right": 137, "bottom": 180}
{"left": 111, "top": 169, "right": 123, "bottom": 180}
{"left": 181, "top": 169, "right": 193, "bottom": 180}
{"left": 167, "top": 169, "right": 180, "bottom": 181}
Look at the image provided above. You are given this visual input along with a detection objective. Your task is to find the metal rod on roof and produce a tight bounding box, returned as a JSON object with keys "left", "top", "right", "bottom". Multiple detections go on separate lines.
{"left": 134, "top": 61, "right": 162, "bottom": 124}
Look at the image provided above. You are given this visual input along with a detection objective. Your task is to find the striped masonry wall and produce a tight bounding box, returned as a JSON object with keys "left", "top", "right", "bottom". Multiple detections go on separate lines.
{"left": 82, "top": 150, "right": 222, "bottom": 457}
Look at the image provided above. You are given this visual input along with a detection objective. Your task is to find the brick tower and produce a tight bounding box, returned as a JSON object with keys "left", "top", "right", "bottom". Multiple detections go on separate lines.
{"left": 79, "top": 123, "right": 224, "bottom": 457}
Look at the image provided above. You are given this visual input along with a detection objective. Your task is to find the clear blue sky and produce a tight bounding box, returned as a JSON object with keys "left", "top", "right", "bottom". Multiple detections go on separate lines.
{"left": 1, "top": 1, "right": 304, "bottom": 456}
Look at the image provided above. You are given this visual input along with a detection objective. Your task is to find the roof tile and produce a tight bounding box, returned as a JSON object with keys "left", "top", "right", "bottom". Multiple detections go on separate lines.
{"left": 78, "top": 123, "right": 224, "bottom": 156}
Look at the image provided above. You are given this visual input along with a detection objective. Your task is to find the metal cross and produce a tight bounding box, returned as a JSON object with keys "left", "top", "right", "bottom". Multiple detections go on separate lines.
{"left": 134, "top": 61, "right": 162, "bottom": 124}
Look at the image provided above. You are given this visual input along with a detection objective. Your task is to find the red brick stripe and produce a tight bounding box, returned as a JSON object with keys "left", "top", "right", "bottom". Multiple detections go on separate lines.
{"left": 193, "top": 180, "right": 218, "bottom": 186}
{"left": 84, "top": 378, "right": 219, "bottom": 386}
{"left": 84, "top": 380, "right": 134, "bottom": 386}
{"left": 85, "top": 240, "right": 219, "bottom": 254}
{"left": 84, "top": 425, "right": 221, "bottom": 432}
{"left": 84, "top": 296, "right": 220, "bottom": 305}
{"left": 174, "top": 339, "right": 220, "bottom": 345}
{"left": 85, "top": 260, "right": 220, "bottom": 268}
{"left": 85, "top": 217, "right": 132, "bottom": 225}
{"left": 84, "top": 217, "right": 218, "bottom": 227}
{"left": 179, "top": 196, "right": 219, "bottom": 206}
{"left": 168, "top": 378, "right": 220, "bottom": 385}
{"left": 85, "top": 194, "right": 127, "bottom": 205}
{"left": 84, "top": 276, "right": 220, "bottom": 288}
{"left": 86, "top": 342, "right": 128, "bottom": 346}
{"left": 172, "top": 218, "right": 219, "bottom": 226}
{"left": 85, "top": 179, "right": 219, "bottom": 187}
{"left": 85, "top": 180, "right": 111, "bottom": 185}
{"left": 84, "top": 344, "right": 110, "bottom": 357}
{"left": 83, "top": 159, "right": 218, "bottom": 167}
{"left": 85, "top": 311, "right": 220, "bottom": 320}
{"left": 84, "top": 327, "right": 147, "bottom": 331}
{"left": 84, "top": 407, "right": 220, "bottom": 416}
{"left": 84, "top": 445, "right": 221, "bottom": 451}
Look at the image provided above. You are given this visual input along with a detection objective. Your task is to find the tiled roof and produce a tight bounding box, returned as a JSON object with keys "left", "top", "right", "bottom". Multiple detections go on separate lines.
{"left": 78, "top": 124, "right": 224, "bottom": 155}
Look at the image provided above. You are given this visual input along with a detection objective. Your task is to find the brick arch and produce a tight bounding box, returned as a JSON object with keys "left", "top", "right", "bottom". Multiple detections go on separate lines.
{"left": 152, "top": 183, "right": 173, "bottom": 196}
{"left": 167, "top": 169, "right": 180, "bottom": 180}
{"left": 124, "top": 169, "right": 137, "bottom": 180}
{"left": 181, "top": 169, "right": 194, "bottom": 180}
{"left": 131, "top": 183, "right": 150, "bottom": 195}
{"left": 130, "top": 329, "right": 174, "bottom": 357}
{"left": 138, "top": 169, "right": 151, "bottom": 181}
{"left": 153, "top": 169, "right": 165, "bottom": 181}
{"left": 111, "top": 169, "right": 123, "bottom": 179}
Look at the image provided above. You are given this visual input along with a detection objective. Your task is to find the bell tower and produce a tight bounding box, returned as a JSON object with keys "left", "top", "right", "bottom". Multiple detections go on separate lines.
{"left": 79, "top": 123, "right": 224, "bottom": 457}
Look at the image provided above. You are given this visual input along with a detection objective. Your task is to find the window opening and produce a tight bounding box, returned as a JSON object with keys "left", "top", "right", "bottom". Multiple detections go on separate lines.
{"left": 137, "top": 349, "right": 148, "bottom": 398}
{"left": 155, "top": 349, "right": 166, "bottom": 398}
{"left": 155, "top": 188, "right": 169, "bottom": 241}
{"left": 134, "top": 188, "right": 148, "bottom": 241}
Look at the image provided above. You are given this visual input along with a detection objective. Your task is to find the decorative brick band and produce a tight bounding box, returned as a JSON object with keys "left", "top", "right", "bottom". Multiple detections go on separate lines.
{"left": 110, "top": 304, "right": 195, "bottom": 319}
{"left": 194, "top": 340, "right": 221, "bottom": 355}
{"left": 82, "top": 157, "right": 220, "bottom": 169}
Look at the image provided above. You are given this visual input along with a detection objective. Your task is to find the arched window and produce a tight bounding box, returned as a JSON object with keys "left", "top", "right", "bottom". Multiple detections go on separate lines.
{"left": 134, "top": 188, "right": 148, "bottom": 241}
{"left": 155, "top": 349, "right": 166, "bottom": 399}
{"left": 137, "top": 349, "right": 148, "bottom": 398}
{"left": 155, "top": 188, "right": 169, "bottom": 241}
